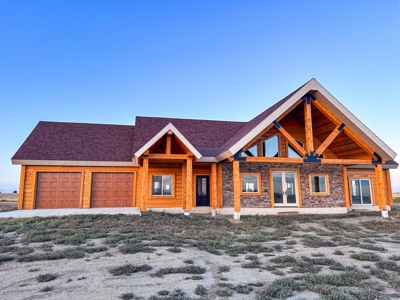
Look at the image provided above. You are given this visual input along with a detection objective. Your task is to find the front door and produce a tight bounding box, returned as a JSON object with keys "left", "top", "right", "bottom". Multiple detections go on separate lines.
{"left": 272, "top": 171, "right": 299, "bottom": 207}
{"left": 196, "top": 176, "right": 210, "bottom": 207}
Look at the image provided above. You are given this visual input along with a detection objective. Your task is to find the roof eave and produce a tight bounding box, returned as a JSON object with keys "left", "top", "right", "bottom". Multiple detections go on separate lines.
{"left": 11, "top": 159, "right": 139, "bottom": 167}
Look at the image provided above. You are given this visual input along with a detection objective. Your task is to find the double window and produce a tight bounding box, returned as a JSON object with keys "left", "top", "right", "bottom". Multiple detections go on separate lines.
{"left": 242, "top": 135, "right": 279, "bottom": 158}
{"left": 152, "top": 175, "right": 173, "bottom": 196}
{"left": 241, "top": 173, "right": 261, "bottom": 195}
{"left": 350, "top": 179, "right": 372, "bottom": 205}
{"left": 309, "top": 174, "right": 330, "bottom": 196}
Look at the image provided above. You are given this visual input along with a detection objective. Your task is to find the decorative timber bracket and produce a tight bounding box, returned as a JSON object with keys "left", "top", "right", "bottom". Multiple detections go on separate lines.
{"left": 301, "top": 94, "right": 316, "bottom": 104}
{"left": 303, "top": 151, "right": 321, "bottom": 163}
{"left": 233, "top": 149, "right": 246, "bottom": 161}
{"left": 372, "top": 152, "right": 383, "bottom": 164}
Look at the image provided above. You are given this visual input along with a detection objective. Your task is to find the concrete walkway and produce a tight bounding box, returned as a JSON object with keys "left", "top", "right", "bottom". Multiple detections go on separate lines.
{"left": 0, "top": 208, "right": 142, "bottom": 218}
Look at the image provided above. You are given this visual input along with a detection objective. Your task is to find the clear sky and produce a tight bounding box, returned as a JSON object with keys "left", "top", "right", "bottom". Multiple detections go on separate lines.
{"left": 0, "top": 0, "right": 399, "bottom": 192}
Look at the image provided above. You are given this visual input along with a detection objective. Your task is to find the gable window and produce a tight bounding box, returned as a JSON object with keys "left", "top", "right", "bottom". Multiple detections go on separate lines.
{"left": 288, "top": 139, "right": 305, "bottom": 158}
{"left": 242, "top": 145, "right": 258, "bottom": 157}
{"left": 309, "top": 174, "right": 330, "bottom": 196}
{"left": 152, "top": 175, "right": 173, "bottom": 196}
{"left": 263, "top": 135, "right": 279, "bottom": 157}
{"left": 241, "top": 173, "right": 261, "bottom": 195}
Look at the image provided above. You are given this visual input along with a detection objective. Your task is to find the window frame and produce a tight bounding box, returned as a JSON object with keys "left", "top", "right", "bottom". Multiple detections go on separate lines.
{"left": 308, "top": 174, "right": 330, "bottom": 196}
{"left": 150, "top": 174, "right": 175, "bottom": 197}
{"left": 349, "top": 178, "right": 373, "bottom": 206}
{"left": 240, "top": 173, "right": 261, "bottom": 196}
{"left": 262, "top": 134, "right": 280, "bottom": 158}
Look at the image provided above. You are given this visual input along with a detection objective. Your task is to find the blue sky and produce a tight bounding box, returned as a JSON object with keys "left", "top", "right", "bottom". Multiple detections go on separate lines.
{"left": 1, "top": 0, "right": 399, "bottom": 192}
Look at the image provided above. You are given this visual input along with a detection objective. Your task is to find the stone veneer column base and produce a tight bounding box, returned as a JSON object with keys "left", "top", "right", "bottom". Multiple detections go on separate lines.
{"left": 219, "top": 207, "right": 348, "bottom": 215}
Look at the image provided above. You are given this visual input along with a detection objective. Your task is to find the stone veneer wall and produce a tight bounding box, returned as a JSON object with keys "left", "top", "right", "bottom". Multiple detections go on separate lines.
{"left": 222, "top": 162, "right": 345, "bottom": 208}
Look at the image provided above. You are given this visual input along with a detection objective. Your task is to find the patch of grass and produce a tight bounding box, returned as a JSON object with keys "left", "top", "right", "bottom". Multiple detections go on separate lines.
{"left": 183, "top": 259, "right": 194, "bottom": 264}
{"left": 154, "top": 265, "right": 206, "bottom": 277}
{"left": 302, "top": 234, "right": 337, "bottom": 248}
{"left": 215, "top": 288, "right": 233, "bottom": 297}
{"left": 389, "top": 255, "right": 400, "bottom": 261}
{"left": 270, "top": 255, "right": 296, "bottom": 264}
{"left": 376, "top": 260, "right": 400, "bottom": 272}
{"left": 119, "top": 243, "right": 155, "bottom": 254}
{"left": 0, "top": 236, "right": 14, "bottom": 246}
{"left": 301, "top": 256, "right": 344, "bottom": 270}
{"left": 285, "top": 239, "right": 297, "bottom": 245}
{"left": 18, "top": 247, "right": 85, "bottom": 262}
{"left": 28, "top": 268, "right": 39, "bottom": 272}
{"left": 85, "top": 246, "right": 108, "bottom": 253}
{"left": 190, "top": 275, "right": 203, "bottom": 280}
{"left": 311, "top": 252, "right": 325, "bottom": 257}
{"left": 290, "top": 261, "right": 321, "bottom": 274}
{"left": 0, "top": 255, "right": 15, "bottom": 263}
{"left": 194, "top": 285, "right": 207, "bottom": 296}
{"left": 245, "top": 254, "right": 258, "bottom": 261}
{"left": 257, "top": 277, "right": 301, "bottom": 299}
{"left": 242, "top": 260, "right": 261, "bottom": 268}
{"left": 361, "top": 220, "right": 400, "bottom": 233}
{"left": 119, "top": 292, "right": 135, "bottom": 299}
{"left": 16, "top": 247, "right": 34, "bottom": 256}
{"left": 271, "top": 269, "right": 285, "bottom": 276}
{"left": 234, "top": 284, "right": 253, "bottom": 294}
{"left": 167, "top": 247, "right": 182, "bottom": 253}
{"left": 157, "top": 290, "right": 169, "bottom": 296}
{"left": 333, "top": 249, "right": 344, "bottom": 255}
{"left": 218, "top": 265, "right": 230, "bottom": 272}
{"left": 36, "top": 273, "right": 57, "bottom": 282}
{"left": 304, "top": 269, "right": 370, "bottom": 286}
{"left": 39, "top": 243, "right": 53, "bottom": 252}
{"left": 358, "top": 243, "right": 386, "bottom": 252}
{"left": 109, "top": 264, "right": 152, "bottom": 276}
{"left": 350, "top": 252, "right": 381, "bottom": 261}
{"left": 40, "top": 286, "right": 53, "bottom": 292}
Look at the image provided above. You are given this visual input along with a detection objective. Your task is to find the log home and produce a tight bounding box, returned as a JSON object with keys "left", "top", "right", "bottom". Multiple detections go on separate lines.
{"left": 12, "top": 79, "right": 398, "bottom": 217}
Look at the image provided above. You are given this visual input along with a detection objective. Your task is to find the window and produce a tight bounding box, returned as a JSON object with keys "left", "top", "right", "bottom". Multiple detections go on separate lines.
{"left": 288, "top": 139, "right": 304, "bottom": 158}
{"left": 241, "top": 174, "right": 261, "bottom": 195}
{"left": 263, "top": 135, "right": 279, "bottom": 157}
{"left": 152, "top": 175, "right": 173, "bottom": 196}
{"left": 242, "top": 145, "right": 258, "bottom": 157}
{"left": 350, "top": 179, "right": 372, "bottom": 205}
{"left": 309, "top": 174, "right": 330, "bottom": 196}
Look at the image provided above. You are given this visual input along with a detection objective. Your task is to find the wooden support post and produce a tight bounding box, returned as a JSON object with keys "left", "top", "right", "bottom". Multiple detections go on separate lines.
{"left": 375, "top": 164, "right": 387, "bottom": 210}
{"left": 342, "top": 166, "right": 350, "bottom": 207}
{"left": 182, "top": 161, "right": 187, "bottom": 209}
{"left": 233, "top": 160, "right": 241, "bottom": 212}
{"left": 274, "top": 121, "right": 307, "bottom": 157}
{"left": 304, "top": 101, "right": 314, "bottom": 153}
{"left": 166, "top": 131, "right": 172, "bottom": 154}
{"left": 315, "top": 124, "right": 344, "bottom": 156}
{"left": 211, "top": 163, "right": 218, "bottom": 209}
{"left": 141, "top": 158, "right": 149, "bottom": 212}
{"left": 186, "top": 157, "right": 193, "bottom": 211}
{"left": 385, "top": 169, "right": 393, "bottom": 206}
{"left": 17, "top": 165, "right": 26, "bottom": 210}
{"left": 217, "top": 164, "right": 223, "bottom": 208}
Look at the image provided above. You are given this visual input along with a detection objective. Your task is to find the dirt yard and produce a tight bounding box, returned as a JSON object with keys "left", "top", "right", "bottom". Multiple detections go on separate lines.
{"left": 1, "top": 210, "right": 400, "bottom": 299}
{"left": 0, "top": 193, "right": 18, "bottom": 212}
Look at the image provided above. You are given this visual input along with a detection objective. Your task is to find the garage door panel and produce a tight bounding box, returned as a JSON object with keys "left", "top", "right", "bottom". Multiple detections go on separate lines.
{"left": 91, "top": 172, "right": 134, "bottom": 207}
{"left": 35, "top": 172, "right": 81, "bottom": 209}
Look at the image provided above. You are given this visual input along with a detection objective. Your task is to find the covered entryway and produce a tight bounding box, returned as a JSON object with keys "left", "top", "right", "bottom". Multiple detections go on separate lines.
{"left": 35, "top": 172, "right": 82, "bottom": 208}
{"left": 91, "top": 172, "right": 134, "bottom": 207}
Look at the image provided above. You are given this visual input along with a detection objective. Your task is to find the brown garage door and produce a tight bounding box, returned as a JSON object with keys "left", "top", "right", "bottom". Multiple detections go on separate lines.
{"left": 35, "top": 172, "right": 81, "bottom": 208}
{"left": 91, "top": 172, "right": 134, "bottom": 207}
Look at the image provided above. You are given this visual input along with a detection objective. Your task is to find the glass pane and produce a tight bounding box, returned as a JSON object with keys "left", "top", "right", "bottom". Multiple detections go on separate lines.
{"left": 243, "top": 145, "right": 258, "bottom": 157}
{"left": 197, "top": 177, "right": 207, "bottom": 196}
{"left": 288, "top": 140, "right": 304, "bottom": 158}
{"left": 285, "top": 172, "right": 296, "bottom": 204}
{"left": 263, "top": 136, "right": 279, "bottom": 157}
{"left": 361, "top": 180, "right": 372, "bottom": 204}
{"left": 242, "top": 175, "right": 259, "bottom": 193}
{"left": 162, "top": 175, "right": 172, "bottom": 195}
{"left": 272, "top": 172, "right": 283, "bottom": 204}
{"left": 351, "top": 179, "right": 361, "bottom": 204}
{"left": 152, "top": 176, "right": 162, "bottom": 195}
{"left": 311, "top": 176, "right": 327, "bottom": 193}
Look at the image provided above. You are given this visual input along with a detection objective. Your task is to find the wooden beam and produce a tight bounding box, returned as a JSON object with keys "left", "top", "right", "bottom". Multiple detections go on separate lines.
{"left": 186, "top": 157, "right": 193, "bottom": 210}
{"left": 217, "top": 164, "right": 223, "bottom": 208}
{"left": 274, "top": 121, "right": 307, "bottom": 157}
{"left": 166, "top": 134, "right": 172, "bottom": 154}
{"left": 17, "top": 165, "right": 26, "bottom": 210}
{"left": 211, "top": 163, "right": 218, "bottom": 209}
{"left": 182, "top": 161, "right": 187, "bottom": 209}
{"left": 342, "top": 166, "right": 350, "bottom": 207}
{"left": 148, "top": 153, "right": 188, "bottom": 160}
{"left": 375, "top": 164, "right": 387, "bottom": 210}
{"left": 321, "top": 158, "right": 372, "bottom": 165}
{"left": 385, "top": 169, "right": 393, "bottom": 206}
{"left": 246, "top": 157, "right": 303, "bottom": 163}
{"left": 313, "top": 99, "right": 382, "bottom": 162}
{"left": 141, "top": 158, "right": 149, "bottom": 212}
{"left": 315, "top": 124, "right": 344, "bottom": 156}
{"left": 304, "top": 101, "right": 314, "bottom": 152}
{"left": 233, "top": 160, "right": 241, "bottom": 212}
{"left": 136, "top": 166, "right": 143, "bottom": 209}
